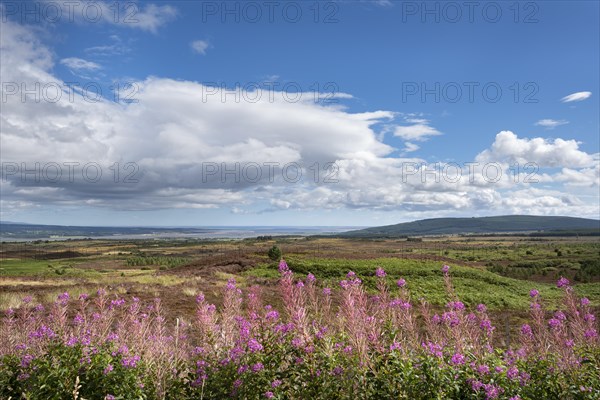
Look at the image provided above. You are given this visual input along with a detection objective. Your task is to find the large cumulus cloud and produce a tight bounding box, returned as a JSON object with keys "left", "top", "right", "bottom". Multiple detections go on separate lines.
{"left": 1, "top": 18, "right": 598, "bottom": 219}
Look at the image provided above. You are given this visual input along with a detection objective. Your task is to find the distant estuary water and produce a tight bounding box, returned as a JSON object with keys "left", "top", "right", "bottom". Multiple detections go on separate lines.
{"left": 0, "top": 225, "right": 362, "bottom": 242}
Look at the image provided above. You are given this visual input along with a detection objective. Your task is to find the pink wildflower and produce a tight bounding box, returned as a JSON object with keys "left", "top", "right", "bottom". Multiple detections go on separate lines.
{"left": 557, "top": 277, "right": 570, "bottom": 288}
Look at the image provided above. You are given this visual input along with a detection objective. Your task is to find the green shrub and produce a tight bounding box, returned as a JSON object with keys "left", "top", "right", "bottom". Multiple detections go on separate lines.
{"left": 0, "top": 343, "right": 147, "bottom": 400}
{"left": 268, "top": 245, "right": 282, "bottom": 261}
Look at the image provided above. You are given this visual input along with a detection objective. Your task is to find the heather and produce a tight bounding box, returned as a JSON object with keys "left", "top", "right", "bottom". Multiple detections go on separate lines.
{"left": 1, "top": 262, "right": 598, "bottom": 399}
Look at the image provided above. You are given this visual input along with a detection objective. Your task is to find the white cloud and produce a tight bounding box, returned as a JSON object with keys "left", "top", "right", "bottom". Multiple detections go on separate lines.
{"left": 190, "top": 39, "right": 210, "bottom": 55}
{"left": 476, "top": 131, "right": 597, "bottom": 168}
{"left": 500, "top": 188, "right": 582, "bottom": 210}
{"left": 393, "top": 122, "right": 442, "bottom": 141}
{"left": 85, "top": 35, "right": 131, "bottom": 57}
{"left": 354, "top": 0, "right": 393, "bottom": 6}
{"left": 554, "top": 165, "right": 600, "bottom": 187}
{"left": 18, "top": 2, "right": 177, "bottom": 33}
{"left": 1, "top": 19, "right": 394, "bottom": 211}
{"left": 0, "top": 19, "right": 53, "bottom": 80}
{"left": 561, "top": 91, "right": 592, "bottom": 103}
{"left": 263, "top": 74, "right": 281, "bottom": 82}
{"left": 402, "top": 142, "right": 420, "bottom": 153}
{"left": 405, "top": 118, "right": 428, "bottom": 124}
{"left": 534, "top": 119, "right": 568, "bottom": 129}
{"left": 1, "top": 19, "right": 598, "bottom": 219}
{"left": 60, "top": 57, "right": 101, "bottom": 71}
{"left": 132, "top": 3, "right": 178, "bottom": 33}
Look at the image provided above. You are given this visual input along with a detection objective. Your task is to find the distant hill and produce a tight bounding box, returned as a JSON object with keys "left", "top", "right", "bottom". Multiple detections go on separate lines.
{"left": 339, "top": 215, "right": 600, "bottom": 238}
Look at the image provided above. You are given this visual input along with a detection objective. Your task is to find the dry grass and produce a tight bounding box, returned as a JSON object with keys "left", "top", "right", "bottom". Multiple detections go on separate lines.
{"left": 126, "top": 274, "right": 188, "bottom": 286}
{"left": 41, "top": 287, "right": 93, "bottom": 304}
{"left": 214, "top": 271, "right": 247, "bottom": 286}
{"left": 0, "top": 278, "right": 79, "bottom": 287}
{"left": 86, "top": 270, "right": 190, "bottom": 286}
{"left": 182, "top": 287, "right": 198, "bottom": 297}
{"left": 0, "top": 292, "right": 30, "bottom": 310}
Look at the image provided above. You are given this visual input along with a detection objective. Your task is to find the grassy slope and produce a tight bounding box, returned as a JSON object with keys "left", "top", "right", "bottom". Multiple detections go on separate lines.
{"left": 245, "top": 257, "right": 600, "bottom": 310}
{"left": 341, "top": 215, "right": 600, "bottom": 237}
{"left": 3, "top": 246, "right": 598, "bottom": 312}
{"left": 0, "top": 258, "right": 109, "bottom": 278}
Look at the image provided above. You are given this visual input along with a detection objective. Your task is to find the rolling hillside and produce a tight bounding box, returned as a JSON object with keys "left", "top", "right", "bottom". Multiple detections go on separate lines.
{"left": 340, "top": 215, "right": 600, "bottom": 238}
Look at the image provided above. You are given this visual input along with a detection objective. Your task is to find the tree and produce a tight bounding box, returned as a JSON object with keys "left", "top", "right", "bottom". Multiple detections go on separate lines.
{"left": 268, "top": 245, "right": 282, "bottom": 261}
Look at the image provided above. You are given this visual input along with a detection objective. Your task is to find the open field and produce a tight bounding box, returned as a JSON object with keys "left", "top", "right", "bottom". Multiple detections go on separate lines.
{"left": 2, "top": 236, "right": 599, "bottom": 314}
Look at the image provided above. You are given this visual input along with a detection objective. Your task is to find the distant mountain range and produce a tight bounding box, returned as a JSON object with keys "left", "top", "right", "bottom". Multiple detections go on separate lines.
{"left": 339, "top": 215, "right": 600, "bottom": 238}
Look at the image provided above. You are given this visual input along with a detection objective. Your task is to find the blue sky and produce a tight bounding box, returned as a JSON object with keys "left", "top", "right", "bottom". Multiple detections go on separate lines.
{"left": 1, "top": 0, "right": 599, "bottom": 226}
